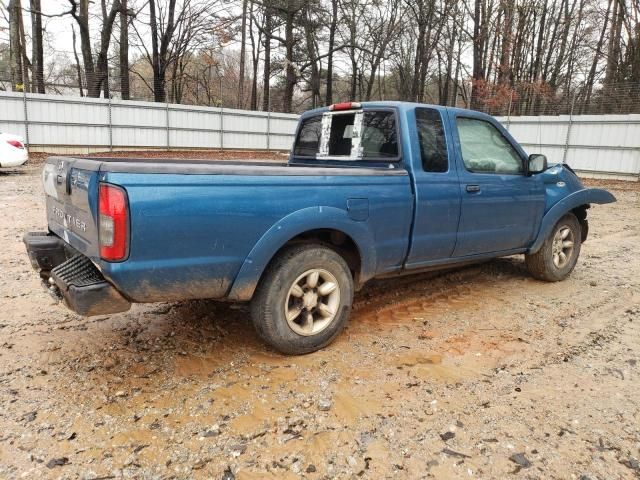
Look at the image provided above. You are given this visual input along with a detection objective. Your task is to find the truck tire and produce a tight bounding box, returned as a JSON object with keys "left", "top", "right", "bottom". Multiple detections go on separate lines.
{"left": 250, "top": 244, "right": 354, "bottom": 355}
{"left": 525, "top": 213, "right": 582, "bottom": 282}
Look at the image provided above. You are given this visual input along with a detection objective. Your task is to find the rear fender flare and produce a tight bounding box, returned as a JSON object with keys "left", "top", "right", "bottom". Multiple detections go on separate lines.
{"left": 228, "top": 206, "right": 377, "bottom": 301}
{"left": 528, "top": 188, "right": 616, "bottom": 254}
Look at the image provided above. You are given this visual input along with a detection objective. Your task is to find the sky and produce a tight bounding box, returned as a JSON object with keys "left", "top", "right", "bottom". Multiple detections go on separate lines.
{"left": 1, "top": 1, "right": 195, "bottom": 69}
{"left": 0, "top": 1, "right": 157, "bottom": 92}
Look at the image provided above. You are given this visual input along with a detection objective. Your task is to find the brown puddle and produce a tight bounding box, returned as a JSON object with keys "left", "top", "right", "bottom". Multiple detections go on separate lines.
{"left": 174, "top": 353, "right": 225, "bottom": 377}
{"left": 395, "top": 352, "right": 443, "bottom": 367}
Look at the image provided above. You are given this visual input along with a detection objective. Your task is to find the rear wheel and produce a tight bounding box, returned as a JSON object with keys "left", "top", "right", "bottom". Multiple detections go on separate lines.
{"left": 250, "top": 244, "right": 354, "bottom": 354}
{"left": 525, "top": 213, "right": 582, "bottom": 282}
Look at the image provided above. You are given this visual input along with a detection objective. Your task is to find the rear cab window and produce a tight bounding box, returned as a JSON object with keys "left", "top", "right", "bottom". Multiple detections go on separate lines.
{"left": 293, "top": 109, "right": 399, "bottom": 162}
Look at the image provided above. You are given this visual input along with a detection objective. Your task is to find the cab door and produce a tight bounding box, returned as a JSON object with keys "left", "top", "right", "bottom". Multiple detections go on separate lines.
{"left": 447, "top": 110, "right": 545, "bottom": 257}
{"left": 404, "top": 107, "right": 461, "bottom": 268}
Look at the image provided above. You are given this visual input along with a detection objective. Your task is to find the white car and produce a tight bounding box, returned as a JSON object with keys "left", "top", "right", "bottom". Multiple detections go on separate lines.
{"left": 0, "top": 132, "right": 29, "bottom": 168}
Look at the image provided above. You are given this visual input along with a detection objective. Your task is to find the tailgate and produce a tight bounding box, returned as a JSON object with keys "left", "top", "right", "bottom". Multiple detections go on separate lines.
{"left": 42, "top": 157, "right": 101, "bottom": 258}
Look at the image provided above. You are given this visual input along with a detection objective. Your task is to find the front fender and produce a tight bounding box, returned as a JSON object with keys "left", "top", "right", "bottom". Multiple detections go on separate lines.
{"left": 227, "top": 206, "right": 377, "bottom": 301}
{"left": 528, "top": 188, "right": 616, "bottom": 254}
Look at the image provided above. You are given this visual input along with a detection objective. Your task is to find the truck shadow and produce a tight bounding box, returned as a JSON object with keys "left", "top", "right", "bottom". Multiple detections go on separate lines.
{"left": 159, "top": 256, "right": 529, "bottom": 358}
{"left": 61, "top": 256, "right": 530, "bottom": 383}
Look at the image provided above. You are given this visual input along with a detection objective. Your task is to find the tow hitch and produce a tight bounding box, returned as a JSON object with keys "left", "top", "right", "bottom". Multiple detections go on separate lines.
{"left": 44, "top": 277, "right": 63, "bottom": 302}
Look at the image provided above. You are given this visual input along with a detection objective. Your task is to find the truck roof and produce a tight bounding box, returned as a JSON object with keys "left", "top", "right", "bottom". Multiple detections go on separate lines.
{"left": 301, "top": 101, "right": 489, "bottom": 120}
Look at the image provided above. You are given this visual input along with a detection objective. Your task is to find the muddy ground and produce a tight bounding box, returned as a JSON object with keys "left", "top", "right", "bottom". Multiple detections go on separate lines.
{"left": 0, "top": 154, "right": 639, "bottom": 479}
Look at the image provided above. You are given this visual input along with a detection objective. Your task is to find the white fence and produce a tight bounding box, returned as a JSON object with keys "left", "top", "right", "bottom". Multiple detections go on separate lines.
{"left": 0, "top": 91, "right": 299, "bottom": 153}
{"left": 498, "top": 114, "right": 640, "bottom": 180}
{"left": 0, "top": 92, "right": 638, "bottom": 179}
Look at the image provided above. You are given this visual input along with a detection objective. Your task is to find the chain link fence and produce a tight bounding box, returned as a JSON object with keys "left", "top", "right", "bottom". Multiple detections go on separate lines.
{"left": 0, "top": 62, "right": 296, "bottom": 113}
{"left": 2, "top": 56, "right": 640, "bottom": 117}
{"left": 471, "top": 81, "right": 640, "bottom": 117}
{"left": 1, "top": 57, "right": 639, "bottom": 180}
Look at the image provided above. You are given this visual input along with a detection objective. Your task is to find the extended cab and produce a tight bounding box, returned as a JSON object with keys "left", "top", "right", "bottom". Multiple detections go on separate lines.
{"left": 24, "top": 102, "right": 616, "bottom": 354}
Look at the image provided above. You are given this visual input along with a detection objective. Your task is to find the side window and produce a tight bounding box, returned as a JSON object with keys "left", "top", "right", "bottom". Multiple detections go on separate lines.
{"left": 293, "top": 116, "right": 322, "bottom": 156}
{"left": 361, "top": 111, "right": 398, "bottom": 158}
{"left": 416, "top": 108, "right": 448, "bottom": 172}
{"left": 456, "top": 117, "right": 523, "bottom": 174}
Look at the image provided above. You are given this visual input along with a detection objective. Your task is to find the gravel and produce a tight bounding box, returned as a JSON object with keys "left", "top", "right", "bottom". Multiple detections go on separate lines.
{"left": 0, "top": 161, "right": 638, "bottom": 478}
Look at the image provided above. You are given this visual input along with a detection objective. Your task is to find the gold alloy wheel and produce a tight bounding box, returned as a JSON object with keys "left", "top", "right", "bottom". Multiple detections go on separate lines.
{"left": 551, "top": 226, "right": 575, "bottom": 269}
{"left": 284, "top": 268, "right": 341, "bottom": 336}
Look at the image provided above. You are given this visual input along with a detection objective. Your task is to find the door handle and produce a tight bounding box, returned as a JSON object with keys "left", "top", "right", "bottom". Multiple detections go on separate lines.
{"left": 466, "top": 184, "right": 481, "bottom": 193}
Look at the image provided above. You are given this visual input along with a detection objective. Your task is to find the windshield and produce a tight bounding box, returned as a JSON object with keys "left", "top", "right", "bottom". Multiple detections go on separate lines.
{"left": 293, "top": 110, "right": 398, "bottom": 160}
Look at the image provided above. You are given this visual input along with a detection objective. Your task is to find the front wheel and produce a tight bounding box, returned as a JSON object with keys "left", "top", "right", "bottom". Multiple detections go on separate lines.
{"left": 250, "top": 244, "right": 354, "bottom": 354}
{"left": 525, "top": 213, "right": 582, "bottom": 282}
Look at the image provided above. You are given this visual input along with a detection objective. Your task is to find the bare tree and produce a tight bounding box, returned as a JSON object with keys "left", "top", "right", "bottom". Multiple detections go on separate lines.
{"left": 67, "top": 0, "right": 121, "bottom": 98}
{"left": 237, "top": 0, "right": 248, "bottom": 108}
{"left": 261, "top": 1, "right": 272, "bottom": 111}
{"left": 8, "top": 0, "right": 24, "bottom": 91}
{"left": 30, "top": 0, "right": 44, "bottom": 92}
{"left": 248, "top": 0, "right": 263, "bottom": 110}
{"left": 325, "top": 0, "right": 338, "bottom": 105}
{"left": 120, "top": 0, "right": 130, "bottom": 99}
{"left": 2, "top": 0, "right": 638, "bottom": 115}
{"left": 71, "top": 24, "right": 84, "bottom": 96}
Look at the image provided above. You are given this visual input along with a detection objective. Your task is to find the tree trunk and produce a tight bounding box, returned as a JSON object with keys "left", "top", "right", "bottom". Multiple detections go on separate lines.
{"left": 282, "top": 8, "right": 296, "bottom": 113}
{"left": 72, "top": 26, "right": 84, "bottom": 96}
{"left": 18, "top": 0, "right": 31, "bottom": 92}
{"left": 76, "top": 0, "right": 97, "bottom": 97}
{"left": 262, "top": 6, "right": 272, "bottom": 111}
{"left": 498, "top": 0, "right": 514, "bottom": 87}
{"left": 149, "top": 0, "right": 161, "bottom": 100}
{"left": 348, "top": 6, "right": 357, "bottom": 101}
{"left": 149, "top": 0, "right": 177, "bottom": 103}
{"left": 549, "top": 0, "right": 575, "bottom": 89}
{"left": 69, "top": 0, "right": 120, "bottom": 98}
{"left": 120, "top": 0, "right": 130, "bottom": 100}
{"left": 237, "top": 0, "right": 248, "bottom": 108}
{"left": 452, "top": 32, "right": 463, "bottom": 107}
{"left": 584, "top": 0, "right": 612, "bottom": 110}
{"left": 325, "top": 0, "right": 338, "bottom": 105}
{"left": 442, "top": 6, "right": 459, "bottom": 106}
{"left": 30, "top": 0, "right": 45, "bottom": 93}
{"left": 248, "top": 0, "right": 261, "bottom": 110}
{"left": 605, "top": 0, "right": 624, "bottom": 85}
{"left": 303, "top": 6, "right": 321, "bottom": 108}
{"left": 8, "top": 0, "right": 24, "bottom": 91}
{"left": 471, "top": 0, "right": 486, "bottom": 109}
{"left": 411, "top": 3, "right": 426, "bottom": 102}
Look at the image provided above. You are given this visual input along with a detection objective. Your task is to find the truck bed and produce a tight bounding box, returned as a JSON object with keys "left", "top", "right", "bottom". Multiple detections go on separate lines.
{"left": 41, "top": 155, "right": 413, "bottom": 304}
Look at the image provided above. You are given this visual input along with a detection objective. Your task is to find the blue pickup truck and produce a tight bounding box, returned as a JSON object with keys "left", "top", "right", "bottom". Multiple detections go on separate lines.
{"left": 24, "top": 101, "right": 615, "bottom": 354}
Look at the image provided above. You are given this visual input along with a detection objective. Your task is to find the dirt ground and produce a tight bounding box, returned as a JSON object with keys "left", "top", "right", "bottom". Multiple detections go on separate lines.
{"left": 0, "top": 154, "right": 639, "bottom": 480}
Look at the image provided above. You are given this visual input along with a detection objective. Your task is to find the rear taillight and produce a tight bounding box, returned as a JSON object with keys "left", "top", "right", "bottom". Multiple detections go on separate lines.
{"left": 99, "top": 183, "right": 129, "bottom": 261}
{"left": 7, "top": 139, "right": 24, "bottom": 149}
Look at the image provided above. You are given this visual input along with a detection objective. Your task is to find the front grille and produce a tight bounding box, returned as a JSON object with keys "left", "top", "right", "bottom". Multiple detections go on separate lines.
{"left": 51, "top": 254, "right": 104, "bottom": 288}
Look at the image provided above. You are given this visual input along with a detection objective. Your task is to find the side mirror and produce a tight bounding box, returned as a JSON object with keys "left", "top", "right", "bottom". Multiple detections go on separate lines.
{"left": 528, "top": 154, "right": 547, "bottom": 175}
